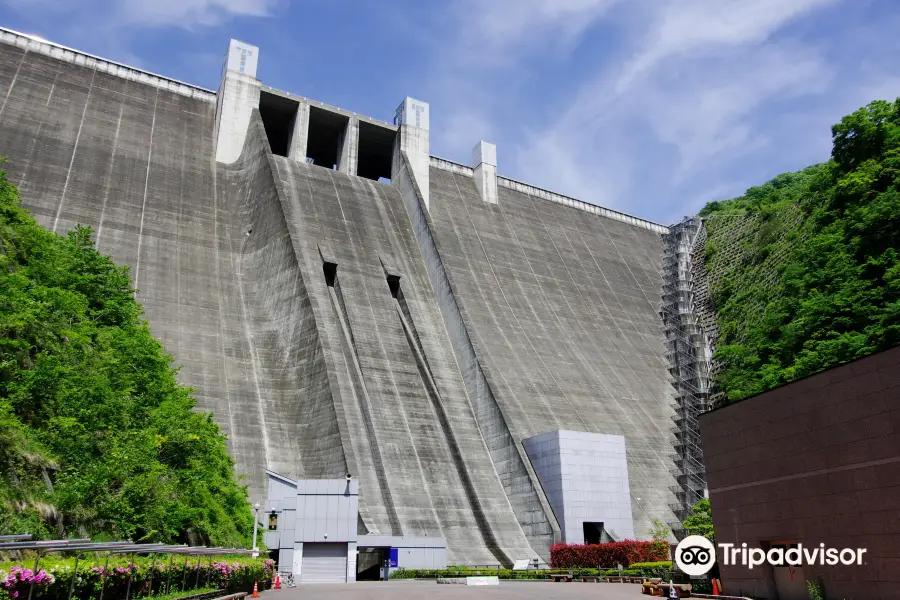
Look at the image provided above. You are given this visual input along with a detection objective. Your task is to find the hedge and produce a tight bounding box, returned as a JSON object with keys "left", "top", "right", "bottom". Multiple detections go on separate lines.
{"left": 0, "top": 556, "right": 273, "bottom": 600}
{"left": 389, "top": 565, "right": 673, "bottom": 580}
{"left": 390, "top": 568, "right": 638, "bottom": 580}
{"left": 628, "top": 561, "right": 672, "bottom": 576}
{"left": 550, "top": 541, "right": 669, "bottom": 568}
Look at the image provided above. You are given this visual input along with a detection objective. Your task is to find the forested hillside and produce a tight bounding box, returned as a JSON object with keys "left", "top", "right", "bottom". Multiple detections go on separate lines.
{"left": 701, "top": 99, "right": 900, "bottom": 402}
{"left": 0, "top": 166, "right": 253, "bottom": 544}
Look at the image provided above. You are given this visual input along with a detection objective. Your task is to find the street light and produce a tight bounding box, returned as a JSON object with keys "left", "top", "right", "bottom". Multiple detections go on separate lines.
{"left": 252, "top": 502, "right": 260, "bottom": 557}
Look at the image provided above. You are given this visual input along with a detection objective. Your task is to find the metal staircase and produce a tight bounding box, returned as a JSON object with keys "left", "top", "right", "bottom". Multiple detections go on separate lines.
{"left": 660, "top": 218, "right": 712, "bottom": 536}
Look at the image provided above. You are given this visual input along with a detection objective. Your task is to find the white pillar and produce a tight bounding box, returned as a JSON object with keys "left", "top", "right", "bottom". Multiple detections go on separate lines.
{"left": 392, "top": 97, "right": 430, "bottom": 208}
{"left": 347, "top": 542, "right": 358, "bottom": 582}
{"left": 472, "top": 141, "right": 498, "bottom": 204}
{"left": 214, "top": 39, "right": 261, "bottom": 164}
{"left": 337, "top": 118, "right": 359, "bottom": 175}
{"left": 288, "top": 103, "right": 310, "bottom": 163}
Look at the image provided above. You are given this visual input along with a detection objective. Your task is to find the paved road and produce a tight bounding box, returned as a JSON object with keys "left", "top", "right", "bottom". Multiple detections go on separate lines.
{"left": 264, "top": 580, "right": 644, "bottom": 599}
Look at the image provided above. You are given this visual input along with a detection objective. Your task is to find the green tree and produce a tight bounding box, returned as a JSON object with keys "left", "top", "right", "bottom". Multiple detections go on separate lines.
{"left": 649, "top": 519, "right": 671, "bottom": 541}
{"left": 0, "top": 166, "right": 253, "bottom": 545}
{"left": 648, "top": 519, "right": 672, "bottom": 559}
{"left": 682, "top": 498, "right": 714, "bottom": 542}
{"left": 703, "top": 98, "right": 900, "bottom": 401}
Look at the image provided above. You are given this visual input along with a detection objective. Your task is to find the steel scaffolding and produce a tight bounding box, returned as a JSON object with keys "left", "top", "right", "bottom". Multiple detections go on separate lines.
{"left": 661, "top": 217, "right": 712, "bottom": 536}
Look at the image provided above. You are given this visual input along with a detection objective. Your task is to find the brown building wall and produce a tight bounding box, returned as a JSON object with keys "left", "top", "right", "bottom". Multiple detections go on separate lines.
{"left": 700, "top": 346, "right": 900, "bottom": 600}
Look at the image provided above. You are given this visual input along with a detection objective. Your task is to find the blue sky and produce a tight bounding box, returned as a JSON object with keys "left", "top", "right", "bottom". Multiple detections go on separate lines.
{"left": 3, "top": 0, "right": 899, "bottom": 224}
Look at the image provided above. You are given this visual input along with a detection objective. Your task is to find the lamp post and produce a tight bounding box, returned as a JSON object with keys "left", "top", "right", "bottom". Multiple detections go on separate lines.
{"left": 252, "top": 502, "right": 260, "bottom": 557}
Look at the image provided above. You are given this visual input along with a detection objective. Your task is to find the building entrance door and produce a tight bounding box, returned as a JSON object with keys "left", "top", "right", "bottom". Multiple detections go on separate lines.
{"left": 356, "top": 548, "right": 386, "bottom": 581}
{"left": 300, "top": 543, "right": 348, "bottom": 583}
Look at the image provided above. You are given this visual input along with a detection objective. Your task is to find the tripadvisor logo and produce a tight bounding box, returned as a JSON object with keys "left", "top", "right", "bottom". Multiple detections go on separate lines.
{"left": 674, "top": 537, "right": 868, "bottom": 576}
{"left": 674, "top": 536, "right": 716, "bottom": 576}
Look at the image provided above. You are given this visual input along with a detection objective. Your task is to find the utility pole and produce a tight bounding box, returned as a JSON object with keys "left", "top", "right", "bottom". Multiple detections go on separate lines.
{"left": 252, "top": 502, "right": 260, "bottom": 558}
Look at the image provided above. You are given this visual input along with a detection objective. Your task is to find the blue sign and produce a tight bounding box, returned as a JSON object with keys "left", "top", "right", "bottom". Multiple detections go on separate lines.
{"left": 388, "top": 548, "right": 398, "bottom": 568}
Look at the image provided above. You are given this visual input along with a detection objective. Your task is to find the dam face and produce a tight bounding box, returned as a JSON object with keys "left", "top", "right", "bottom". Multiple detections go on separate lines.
{"left": 0, "top": 30, "right": 678, "bottom": 563}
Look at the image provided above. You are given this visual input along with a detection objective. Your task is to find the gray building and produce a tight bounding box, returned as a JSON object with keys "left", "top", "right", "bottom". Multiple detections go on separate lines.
{"left": 263, "top": 471, "right": 447, "bottom": 583}
{"left": 524, "top": 430, "right": 635, "bottom": 544}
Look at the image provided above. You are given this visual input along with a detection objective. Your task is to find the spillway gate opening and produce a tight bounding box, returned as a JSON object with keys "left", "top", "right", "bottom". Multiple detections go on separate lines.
{"left": 307, "top": 105, "right": 348, "bottom": 169}
{"left": 357, "top": 121, "right": 395, "bottom": 182}
{"left": 259, "top": 90, "right": 298, "bottom": 157}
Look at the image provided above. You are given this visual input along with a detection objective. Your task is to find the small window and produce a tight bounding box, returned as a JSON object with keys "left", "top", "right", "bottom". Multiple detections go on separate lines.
{"left": 769, "top": 542, "right": 799, "bottom": 552}
{"left": 386, "top": 274, "right": 400, "bottom": 298}
{"left": 323, "top": 261, "right": 337, "bottom": 287}
{"left": 268, "top": 512, "right": 278, "bottom": 531}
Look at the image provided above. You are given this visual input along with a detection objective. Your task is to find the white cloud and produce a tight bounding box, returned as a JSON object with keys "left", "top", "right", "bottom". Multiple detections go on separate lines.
{"left": 643, "top": 43, "right": 833, "bottom": 183}
{"left": 425, "top": 0, "right": 621, "bottom": 161}
{"left": 115, "top": 0, "right": 278, "bottom": 27}
{"left": 615, "top": 0, "right": 839, "bottom": 92}
{"left": 440, "top": 111, "right": 496, "bottom": 161}
{"left": 515, "top": 126, "right": 628, "bottom": 207}
{"left": 456, "top": 0, "right": 620, "bottom": 63}
{"left": 2, "top": 0, "right": 278, "bottom": 30}
{"left": 424, "top": 0, "right": 874, "bottom": 222}
{"left": 2, "top": 0, "right": 69, "bottom": 13}
{"left": 1, "top": 0, "right": 277, "bottom": 87}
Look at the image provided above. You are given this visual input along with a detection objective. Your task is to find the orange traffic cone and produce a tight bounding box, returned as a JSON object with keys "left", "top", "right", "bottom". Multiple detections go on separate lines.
{"left": 712, "top": 578, "right": 720, "bottom": 596}
{"left": 274, "top": 575, "right": 281, "bottom": 591}
{"left": 252, "top": 581, "right": 259, "bottom": 598}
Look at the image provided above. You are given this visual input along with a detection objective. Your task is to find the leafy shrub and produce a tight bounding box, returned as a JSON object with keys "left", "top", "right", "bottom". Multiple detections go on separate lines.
{"left": 1, "top": 566, "right": 54, "bottom": 599}
{"left": 628, "top": 561, "right": 672, "bottom": 577}
{"left": 386, "top": 545, "right": 669, "bottom": 579}
{"left": 0, "top": 555, "right": 272, "bottom": 600}
{"left": 807, "top": 578, "right": 826, "bottom": 600}
{"left": 550, "top": 541, "right": 669, "bottom": 568}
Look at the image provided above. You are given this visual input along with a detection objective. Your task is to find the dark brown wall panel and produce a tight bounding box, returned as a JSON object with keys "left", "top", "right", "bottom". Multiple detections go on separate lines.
{"left": 700, "top": 346, "right": 900, "bottom": 599}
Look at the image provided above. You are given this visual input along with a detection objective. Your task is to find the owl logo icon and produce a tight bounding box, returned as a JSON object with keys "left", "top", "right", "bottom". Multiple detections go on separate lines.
{"left": 675, "top": 536, "right": 716, "bottom": 576}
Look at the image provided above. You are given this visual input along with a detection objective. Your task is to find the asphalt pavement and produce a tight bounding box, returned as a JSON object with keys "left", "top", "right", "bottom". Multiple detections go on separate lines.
{"left": 262, "top": 579, "right": 645, "bottom": 599}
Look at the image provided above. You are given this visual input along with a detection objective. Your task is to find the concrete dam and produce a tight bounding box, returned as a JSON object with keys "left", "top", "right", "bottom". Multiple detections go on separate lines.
{"left": 0, "top": 30, "right": 681, "bottom": 564}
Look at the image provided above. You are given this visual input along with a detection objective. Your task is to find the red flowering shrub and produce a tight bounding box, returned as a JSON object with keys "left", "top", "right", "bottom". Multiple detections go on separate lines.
{"left": 550, "top": 541, "right": 669, "bottom": 568}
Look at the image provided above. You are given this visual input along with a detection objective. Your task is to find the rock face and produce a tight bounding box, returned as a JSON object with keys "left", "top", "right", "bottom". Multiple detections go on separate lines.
{"left": 0, "top": 37, "right": 676, "bottom": 563}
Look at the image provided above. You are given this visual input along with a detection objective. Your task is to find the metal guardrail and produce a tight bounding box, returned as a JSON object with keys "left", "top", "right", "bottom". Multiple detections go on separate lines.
{"left": 428, "top": 155, "right": 669, "bottom": 234}
{"left": 0, "top": 27, "right": 216, "bottom": 102}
